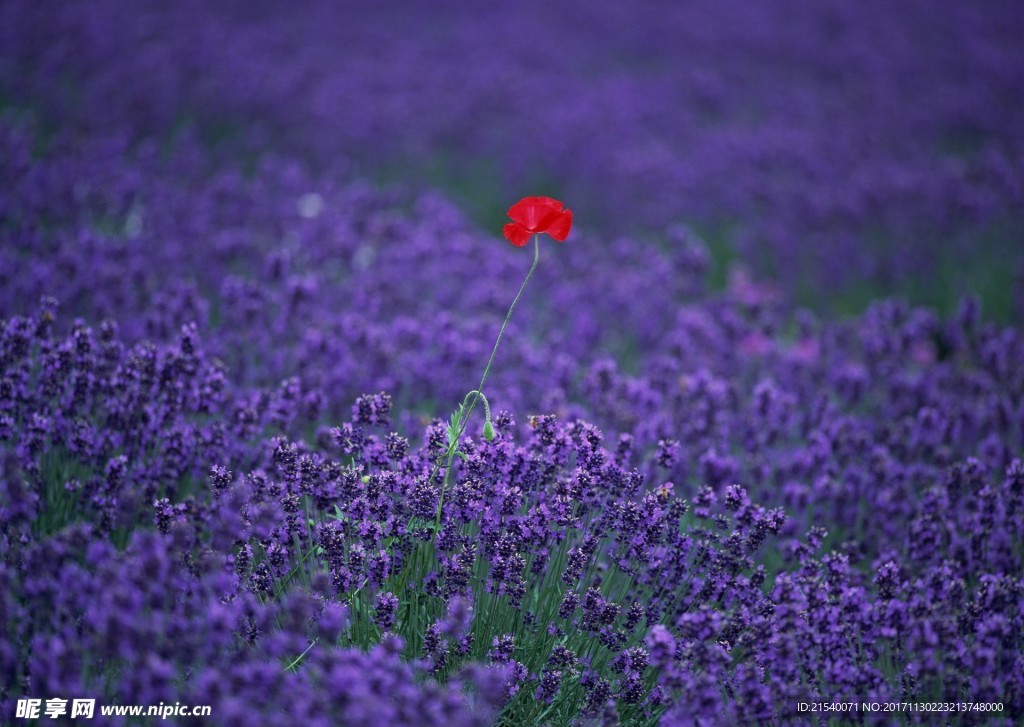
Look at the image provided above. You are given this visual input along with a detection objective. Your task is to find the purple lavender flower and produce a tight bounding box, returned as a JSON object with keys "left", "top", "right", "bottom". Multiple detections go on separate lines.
{"left": 374, "top": 592, "right": 399, "bottom": 632}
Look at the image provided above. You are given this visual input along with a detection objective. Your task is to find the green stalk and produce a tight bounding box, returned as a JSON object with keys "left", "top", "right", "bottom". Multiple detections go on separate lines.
{"left": 433, "top": 234, "right": 541, "bottom": 526}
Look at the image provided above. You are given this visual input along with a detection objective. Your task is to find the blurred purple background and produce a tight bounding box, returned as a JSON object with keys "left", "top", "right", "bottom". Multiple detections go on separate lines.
{"left": 4, "top": 0, "right": 1023, "bottom": 318}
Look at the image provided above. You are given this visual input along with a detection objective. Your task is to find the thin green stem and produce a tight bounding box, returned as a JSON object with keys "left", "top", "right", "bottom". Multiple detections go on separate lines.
{"left": 467, "top": 234, "right": 541, "bottom": 413}
{"left": 461, "top": 390, "right": 492, "bottom": 425}
{"left": 432, "top": 235, "right": 541, "bottom": 523}
{"left": 283, "top": 638, "right": 318, "bottom": 672}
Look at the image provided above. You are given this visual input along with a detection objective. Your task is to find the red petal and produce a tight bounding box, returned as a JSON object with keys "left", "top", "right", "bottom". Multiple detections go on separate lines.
{"left": 546, "top": 208, "right": 573, "bottom": 241}
{"left": 507, "top": 196, "right": 565, "bottom": 231}
{"left": 503, "top": 222, "right": 532, "bottom": 246}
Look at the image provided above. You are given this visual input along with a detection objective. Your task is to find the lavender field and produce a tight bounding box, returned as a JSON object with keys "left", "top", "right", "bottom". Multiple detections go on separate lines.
{"left": 2, "top": 1, "right": 1023, "bottom": 725}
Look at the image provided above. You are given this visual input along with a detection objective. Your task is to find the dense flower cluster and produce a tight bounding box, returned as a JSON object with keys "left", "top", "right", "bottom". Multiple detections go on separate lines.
{"left": 2, "top": 2, "right": 1023, "bottom": 725}
{"left": 2, "top": 295, "right": 1021, "bottom": 722}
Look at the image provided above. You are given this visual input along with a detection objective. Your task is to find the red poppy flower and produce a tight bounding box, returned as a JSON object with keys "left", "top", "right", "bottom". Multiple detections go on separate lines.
{"left": 502, "top": 196, "right": 573, "bottom": 247}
